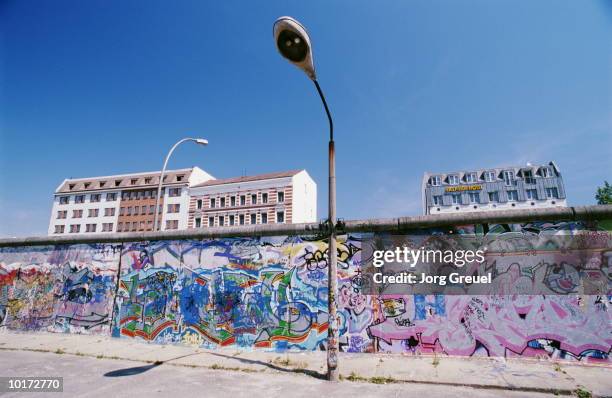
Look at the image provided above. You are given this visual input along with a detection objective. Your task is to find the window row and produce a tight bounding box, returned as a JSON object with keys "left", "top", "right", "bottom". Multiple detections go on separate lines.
{"left": 117, "top": 220, "right": 154, "bottom": 232}
{"left": 54, "top": 223, "right": 114, "bottom": 234}
{"left": 431, "top": 187, "right": 559, "bottom": 205}
{"left": 66, "top": 175, "right": 185, "bottom": 191}
{"left": 59, "top": 192, "right": 117, "bottom": 204}
{"left": 57, "top": 208, "right": 116, "bottom": 219}
{"left": 430, "top": 167, "right": 555, "bottom": 187}
{"left": 194, "top": 211, "right": 284, "bottom": 228}
{"left": 198, "top": 191, "right": 285, "bottom": 210}
{"left": 119, "top": 205, "right": 165, "bottom": 216}
{"left": 120, "top": 188, "right": 181, "bottom": 201}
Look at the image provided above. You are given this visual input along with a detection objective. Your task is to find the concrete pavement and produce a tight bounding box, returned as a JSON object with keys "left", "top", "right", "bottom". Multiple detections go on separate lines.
{"left": 0, "top": 331, "right": 610, "bottom": 397}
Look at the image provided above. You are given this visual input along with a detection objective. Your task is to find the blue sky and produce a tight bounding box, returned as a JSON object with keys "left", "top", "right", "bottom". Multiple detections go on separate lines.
{"left": 1, "top": 0, "right": 611, "bottom": 237}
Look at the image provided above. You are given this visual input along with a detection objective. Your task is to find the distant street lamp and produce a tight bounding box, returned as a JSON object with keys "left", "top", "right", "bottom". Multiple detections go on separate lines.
{"left": 273, "top": 16, "right": 339, "bottom": 382}
{"left": 153, "top": 137, "right": 208, "bottom": 231}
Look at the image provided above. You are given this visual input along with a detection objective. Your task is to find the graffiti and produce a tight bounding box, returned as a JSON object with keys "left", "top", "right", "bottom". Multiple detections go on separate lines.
{"left": 0, "top": 221, "right": 610, "bottom": 365}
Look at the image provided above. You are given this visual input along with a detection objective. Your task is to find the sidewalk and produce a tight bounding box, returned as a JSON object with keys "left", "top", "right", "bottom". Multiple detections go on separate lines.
{"left": 1, "top": 330, "right": 610, "bottom": 397}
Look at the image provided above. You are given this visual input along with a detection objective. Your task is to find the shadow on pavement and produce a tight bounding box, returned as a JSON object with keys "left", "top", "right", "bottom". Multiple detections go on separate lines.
{"left": 207, "top": 352, "right": 327, "bottom": 380}
{"left": 103, "top": 352, "right": 203, "bottom": 377}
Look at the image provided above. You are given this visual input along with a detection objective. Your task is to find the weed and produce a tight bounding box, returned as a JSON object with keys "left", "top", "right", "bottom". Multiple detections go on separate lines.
{"left": 574, "top": 387, "right": 592, "bottom": 398}
{"left": 432, "top": 355, "right": 440, "bottom": 367}
{"left": 54, "top": 348, "right": 65, "bottom": 355}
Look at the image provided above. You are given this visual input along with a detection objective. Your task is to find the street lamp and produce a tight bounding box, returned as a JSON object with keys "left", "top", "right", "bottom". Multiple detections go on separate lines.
{"left": 273, "top": 16, "right": 339, "bottom": 382}
{"left": 153, "top": 137, "right": 208, "bottom": 231}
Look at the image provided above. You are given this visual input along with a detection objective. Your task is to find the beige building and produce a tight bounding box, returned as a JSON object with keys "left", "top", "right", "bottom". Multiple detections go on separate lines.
{"left": 187, "top": 169, "right": 317, "bottom": 228}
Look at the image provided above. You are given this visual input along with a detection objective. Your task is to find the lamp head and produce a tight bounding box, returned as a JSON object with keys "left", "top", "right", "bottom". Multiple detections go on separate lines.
{"left": 273, "top": 16, "right": 316, "bottom": 80}
{"left": 194, "top": 138, "right": 208, "bottom": 146}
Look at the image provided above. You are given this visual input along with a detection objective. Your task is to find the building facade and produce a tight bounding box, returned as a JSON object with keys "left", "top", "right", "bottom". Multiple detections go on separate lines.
{"left": 422, "top": 161, "right": 567, "bottom": 215}
{"left": 48, "top": 167, "right": 213, "bottom": 235}
{"left": 187, "top": 170, "right": 316, "bottom": 228}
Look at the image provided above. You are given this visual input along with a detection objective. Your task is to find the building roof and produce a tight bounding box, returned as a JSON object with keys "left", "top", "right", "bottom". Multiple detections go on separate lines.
{"left": 192, "top": 169, "right": 303, "bottom": 188}
{"left": 55, "top": 168, "right": 196, "bottom": 194}
{"left": 422, "top": 161, "right": 561, "bottom": 180}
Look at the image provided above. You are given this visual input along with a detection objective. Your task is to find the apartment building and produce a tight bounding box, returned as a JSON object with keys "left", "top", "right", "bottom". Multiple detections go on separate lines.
{"left": 48, "top": 167, "right": 213, "bottom": 235}
{"left": 422, "top": 161, "right": 567, "bottom": 215}
{"left": 188, "top": 169, "right": 316, "bottom": 228}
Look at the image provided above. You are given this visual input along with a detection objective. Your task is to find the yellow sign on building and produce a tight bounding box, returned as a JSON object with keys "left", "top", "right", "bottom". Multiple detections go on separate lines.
{"left": 445, "top": 185, "right": 482, "bottom": 192}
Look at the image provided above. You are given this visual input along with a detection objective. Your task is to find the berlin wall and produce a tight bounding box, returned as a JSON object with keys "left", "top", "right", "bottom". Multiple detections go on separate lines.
{"left": 1, "top": 206, "right": 610, "bottom": 364}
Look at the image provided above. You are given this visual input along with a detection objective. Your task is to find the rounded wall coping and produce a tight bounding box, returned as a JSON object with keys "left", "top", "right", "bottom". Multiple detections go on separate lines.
{"left": 0, "top": 205, "right": 610, "bottom": 248}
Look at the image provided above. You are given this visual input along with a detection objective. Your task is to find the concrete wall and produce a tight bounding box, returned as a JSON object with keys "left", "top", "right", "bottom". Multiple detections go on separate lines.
{"left": 2, "top": 206, "right": 611, "bottom": 364}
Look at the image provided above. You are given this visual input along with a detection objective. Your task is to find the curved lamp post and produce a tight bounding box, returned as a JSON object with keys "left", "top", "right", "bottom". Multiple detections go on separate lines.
{"left": 273, "top": 16, "right": 339, "bottom": 381}
{"left": 153, "top": 137, "right": 208, "bottom": 231}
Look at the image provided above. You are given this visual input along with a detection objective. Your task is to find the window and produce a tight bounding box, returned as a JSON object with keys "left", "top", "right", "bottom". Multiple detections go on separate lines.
{"left": 526, "top": 189, "right": 538, "bottom": 200}
{"left": 219, "top": 216, "right": 225, "bottom": 226}
{"left": 451, "top": 194, "right": 461, "bottom": 205}
{"left": 524, "top": 170, "right": 535, "bottom": 184}
{"left": 432, "top": 196, "right": 442, "bottom": 206}
{"left": 70, "top": 224, "right": 80, "bottom": 233}
{"left": 59, "top": 196, "right": 69, "bottom": 205}
{"left": 239, "top": 214, "right": 245, "bottom": 225}
{"left": 250, "top": 214, "right": 256, "bottom": 224}
{"left": 90, "top": 194, "right": 101, "bottom": 202}
{"left": 104, "top": 208, "right": 115, "bottom": 216}
{"left": 262, "top": 193, "right": 268, "bottom": 203}
{"left": 261, "top": 213, "right": 268, "bottom": 224}
{"left": 251, "top": 194, "right": 257, "bottom": 205}
{"left": 69, "top": 184, "right": 76, "bottom": 190}
{"left": 126, "top": 207, "right": 133, "bottom": 216}
{"left": 277, "top": 191, "right": 285, "bottom": 202}
{"left": 88, "top": 209, "right": 99, "bottom": 218}
{"left": 195, "top": 218, "right": 201, "bottom": 228}
{"left": 230, "top": 196, "right": 236, "bottom": 207}
{"left": 144, "top": 177, "right": 152, "bottom": 184}
{"left": 545, "top": 187, "right": 559, "bottom": 199}
{"left": 196, "top": 199, "right": 203, "bottom": 210}
{"left": 134, "top": 206, "right": 140, "bottom": 216}
{"left": 176, "top": 175, "right": 184, "bottom": 182}
{"left": 484, "top": 171, "right": 496, "bottom": 182}
{"left": 102, "top": 223, "right": 113, "bottom": 232}
{"left": 240, "top": 195, "right": 246, "bottom": 206}
{"left": 220, "top": 197, "right": 226, "bottom": 207}
{"left": 208, "top": 217, "right": 215, "bottom": 227}
{"left": 75, "top": 195, "right": 85, "bottom": 204}
{"left": 431, "top": 176, "right": 441, "bottom": 186}
{"left": 119, "top": 207, "right": 125, "bottom": 216}
{"left": 210, "top": 198, "right": 216, "bottom": 208}
{"left": 167, "top": 204, "right": 180, "bottom": 213}
{"left": 86, "top": 224, "right": 96, "bottom": 233}
{"left": 147, "top": 220, "right": 153, "bottom": 229}
{"left": 503, "top": 171, "right": 515, "bottom": 186}
{"left": 84, "top": 182, "right": 91, "bottom": 189}
{"left": 57, "top": 210, "right": 67, "bottom": 219}
{"left": 488, "top": 192, "right": 499, "bottom": 202}
{"left": 115, "top": 180, "right": 122, "bottom": 187}
{"left": 468, "top": 192, "right": 480, "bottom": 204}
{"left": 131, "top": 222, "right": 137, "bottom": 231}
{"left": 169, "top": 188, "right": 181, "bottom": 197}
{"left": 144, "top": 190, "right": 151, "bottom": 199}
{"left": 465, "top": 173, "right": 477, "bottom": 183}
{"left": 149, "top": 205, "right": 155, "bottom": 214}
{"left": 54, "top": 225, "right": 65, "bottom": 234}
{"left": 165, "top": 220, "right": 178, "bottom": 230}
{"left": 99, "top": 181, "right": 106, "bottom": 188}
{"left": 117, "top": 223, "right": 123, "bottom": 232}
{"left": 73, "top": 210, "right": 83, "bottom": 218}
{"left": 131, "top": 178, "right": 138, "bottom": 185}
{"left": 448, "top": 175, "right": 459, "bottom": 185}
{"left": 139, "top": 221, "right": 145, "bottom": 231}
{"left": 122, "top": 192, "right": 129, "bottom": 200}
{"left": 542, "top": 167, "right": 552, "bottom": 178}
{"left": 276, "top": 211, "right": 285, "bottom": 223}
{"left": 106, "top": 193, "right": 117, "bottom": 201}
{"left": 130, "top": 191, "right": 137, "bottom": 199}
{"left": 229, "top": 215, "right": 235, "bottom": 226}
{"left": 507, "top": 190, "right": 519, "bottom": 201}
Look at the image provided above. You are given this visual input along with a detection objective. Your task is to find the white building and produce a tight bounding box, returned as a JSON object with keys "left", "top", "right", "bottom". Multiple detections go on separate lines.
{"left": 188, "top": 169, "right": 317, "bottom": 228}
{"left": 422, "top": 161, "right": 568, "bottom": 215}
{"left": 48, "top": 167, "right": 213, "bottom": 235}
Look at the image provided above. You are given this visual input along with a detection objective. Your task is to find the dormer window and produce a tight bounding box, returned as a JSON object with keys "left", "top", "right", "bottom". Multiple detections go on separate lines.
{"left": 431, "top": 176, "right": 441, "bottom": 186}
{"left": 69, "top": 184, "right": 76, "bottom": 190}
{"left": 484, "top": 171, "right": 495, "bottom": 182}
{"left": 503, "top": 170, "right": 515, "bottom": 186}
{"left": 465, "top": 173, "right": 477, "bottom": 183}
{"left": 448, "top": 175, "right": 459, "bottom": 185}
{"left": 145, "top": 177, "right": 152, "bottom": 184}
{"left": 115, "top": 180, "right": 122, "bottom": 187}
{"left": 541, "top": 167, "right": 552, "bottom": 178}
{"left": 176, "top": 175, "right": 184, "bottom": 182}
{"left": 84, "top": 182, "right": 91, "bottom": 189}
{"left": 99, "top": 181, "right": 106, "bottom": 188}
{"left": 130, "top": 179, "right": 138, "bottom": 185}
